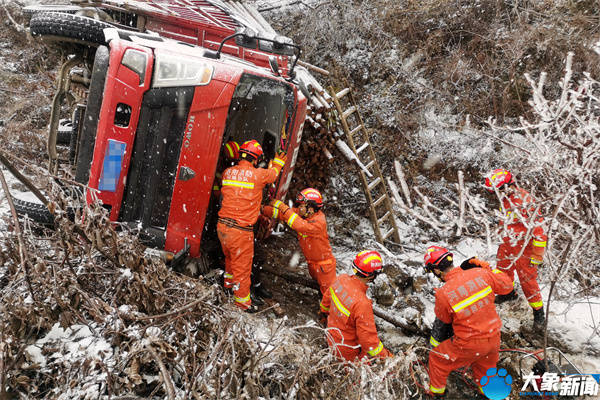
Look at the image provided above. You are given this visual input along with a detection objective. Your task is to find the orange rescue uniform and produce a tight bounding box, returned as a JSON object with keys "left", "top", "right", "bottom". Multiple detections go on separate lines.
{"left": 262, "top": 204, "right": 336, "bottom": 302}
{"left": 497, "top": 187, "right": 547, "bottom": 310}
{"left": 428, "top": 260, "right": 513, "bottom": 395}
{"left": 217, "top": 158, "right": 284, "bottom": 309}
{"left": 320, "top": 274, "right": 391, "bottom": 362}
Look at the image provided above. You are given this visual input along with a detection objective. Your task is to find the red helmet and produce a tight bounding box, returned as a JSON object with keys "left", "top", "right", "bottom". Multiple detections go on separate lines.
{"left": 239, "top": 140, "right": 263, "bottom": 160}
{"left": 296, "top": 188, "right": 323, "bottom": 209}
{"left": 424, "top": 246, "right": 453, "bottom": 273}
{"left": 353, "top": 250, "right": 383, "bottom": 278}
{"left": 485, "top": 169, "right": 514, "bottom": 191}
{"left": 223, "top": 141, "right": 240, "bottom": 160}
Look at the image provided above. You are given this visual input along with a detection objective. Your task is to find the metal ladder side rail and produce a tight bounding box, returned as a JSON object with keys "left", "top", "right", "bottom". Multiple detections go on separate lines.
{"left": 329, "top": 86, "right": 401, "bottom": 243}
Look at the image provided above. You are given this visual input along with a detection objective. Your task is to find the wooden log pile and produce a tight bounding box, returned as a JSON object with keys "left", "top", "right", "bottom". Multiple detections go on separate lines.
{"left": 290, "top": 87, "right": 339, "bottom": 195}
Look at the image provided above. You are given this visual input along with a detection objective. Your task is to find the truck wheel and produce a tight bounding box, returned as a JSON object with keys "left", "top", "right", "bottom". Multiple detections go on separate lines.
{"left": 13, "top": 198, "right": 55, "bottom": 226}
{"left": 57, "top": 119, "right": 72, "bottom": 146}
{"left": 30, "top": 12, "right": 112, "bottom": 46}
{"left": 23, "top": 5, "right": 81, "bottom": 19}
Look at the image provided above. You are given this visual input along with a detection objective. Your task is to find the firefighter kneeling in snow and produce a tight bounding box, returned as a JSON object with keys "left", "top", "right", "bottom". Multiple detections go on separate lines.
{"left": 320, "top": 250, "right": 392, "bottom": 362}
{"left": 423, "top": 246, "right": 513, "bottom": 397}
{"left": 217, "top": 140, "right": 286, "bottom": 312}
{"left": 262, "top": 188, "right": 336, "bottom": 307}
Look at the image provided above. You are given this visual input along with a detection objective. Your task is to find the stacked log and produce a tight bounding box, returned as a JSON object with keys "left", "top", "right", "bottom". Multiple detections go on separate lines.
{"left": 290, "top": 87, "right": 338, "bottom": 197}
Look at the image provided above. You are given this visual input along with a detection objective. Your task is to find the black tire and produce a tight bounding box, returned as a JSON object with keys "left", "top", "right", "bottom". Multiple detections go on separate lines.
{"left": 13, "top": 198, "right": 55, "bottom": 226}
{"left": 57, "top": 119, "right": 72, "bottom": 146}
{"left": 23, "top": 5, "right": 81, "bottom": 19}
{"left": 30, "top": 12, "right": 112, "bottom": 46}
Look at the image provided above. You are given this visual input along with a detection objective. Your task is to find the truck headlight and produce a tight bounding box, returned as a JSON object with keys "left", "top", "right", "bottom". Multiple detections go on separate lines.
{"left": 121, "top": 49, "right": 148, "bottom": 85}
{"left": 153, "top": 50, "right": 213, "bottom": 88}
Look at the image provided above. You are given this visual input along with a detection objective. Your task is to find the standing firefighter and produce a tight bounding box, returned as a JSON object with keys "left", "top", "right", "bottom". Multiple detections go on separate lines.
{"left": 217, "top": 140, "right": 286, "bottom": 312}
{"left": 320, "top": 250, "right": 392, "bottom": 362}
{"left": 485, "top": 169, "right": 548, "bottom": 327}
{"left": 262, "top": 188, "right": 336, "bottom": 307}
{"left": 423, "top": 246, "right": 513, "bottom": 397}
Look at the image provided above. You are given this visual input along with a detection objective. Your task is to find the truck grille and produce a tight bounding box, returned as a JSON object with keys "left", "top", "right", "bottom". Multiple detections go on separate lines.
{"left": 119, "top": 87, "right": 195, "bottom": 237}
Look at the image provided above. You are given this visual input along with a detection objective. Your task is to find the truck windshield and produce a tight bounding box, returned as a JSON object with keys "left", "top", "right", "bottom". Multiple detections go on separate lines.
{"left": 223, "top": 73, "right": 294, "bottom": 160}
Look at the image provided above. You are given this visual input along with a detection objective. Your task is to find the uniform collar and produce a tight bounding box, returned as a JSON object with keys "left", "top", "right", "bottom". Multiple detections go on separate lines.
{"left": 350, "top": 274, "right": 368, "bottom": 292}
{"left": 443, "top": 267, "right": 462, "bottom": 283}
{"left": 238, "top": 160, "right": 253, "bottom": 168}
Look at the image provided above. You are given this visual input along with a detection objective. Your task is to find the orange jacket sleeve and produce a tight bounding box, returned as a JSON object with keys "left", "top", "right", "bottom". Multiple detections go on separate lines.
{"left": 485, "top": 268, "right": 514, "bottom": 296}
{"left": 434, "top": 289, "right": 453, "bottom": 325}
{"left": 530, "top": 228, "right": 547, "bottom": 265}
{"left": 278, "top": 207, "right": 322, "bottom": 236}
{"left": 320, "top": 285, "right": 331, "bottom": 314}
{"left": 355, "top": 300, "right": 390, "bottom": 358}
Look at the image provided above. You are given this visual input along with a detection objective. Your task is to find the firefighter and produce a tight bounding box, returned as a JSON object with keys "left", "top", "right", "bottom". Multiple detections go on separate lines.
{"left": 262, "top": 188, "right": 336, "bottom": 307}
{"left": 423, "top": 245, "right": 514, "bottom": 397}
{"left": 320, "top": 250, "right": 392, "bottom": 362}
{"left": 485, "top": 169, "right": 548, "bottom": 327}
{"left": 217, "top": 139, "right": 286, "bottom": 312}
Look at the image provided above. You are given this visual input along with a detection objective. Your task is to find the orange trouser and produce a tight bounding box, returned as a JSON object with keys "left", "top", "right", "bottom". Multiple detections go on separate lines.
{"left": 428, "top": 333, "right": 501, "bottom": 395}
{"left": 497, "top": 242, "right": 542, "bottom": 309}
{"left": 217, "top": 222, "right": 254, "bottom": 310}
{"left": 308, "top": 258, "right": 337, "bottom": 296}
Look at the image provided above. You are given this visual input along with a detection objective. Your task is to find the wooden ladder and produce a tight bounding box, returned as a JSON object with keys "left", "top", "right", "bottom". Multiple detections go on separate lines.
{"left": 329, "top": 86, "right": 401, "bottom": 244}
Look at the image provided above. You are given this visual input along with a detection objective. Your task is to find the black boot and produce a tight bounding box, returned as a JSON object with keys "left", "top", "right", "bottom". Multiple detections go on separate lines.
{"left": 533, "top": 307, "right": 546, "bottom": 327}
{"left": 250, "top": 292, "right": 265, "bottom": 306}
{"left": 244, "top": 304, "right": 260, "bottom": 314}
{"left": 253, "top": 283, "right": 273, "bottom": 299}
{"left": 495, "top": 290, "right": 518, "bottom": 304}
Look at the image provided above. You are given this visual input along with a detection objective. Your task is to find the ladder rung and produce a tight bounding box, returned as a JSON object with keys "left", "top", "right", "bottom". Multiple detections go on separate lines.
{"left": 349, "top": 125, "right": 362, "bottom": 136}
{"left": 356, "top": 142, "right": 369, "bottom": 154}
{"left": 336, "top": 87, "right": 351, "bottom": 99}
{"left": 373, "top": 194, "right": 386, "bottom": 207}
{"left": 342, "top": 106, "right": 357, "bottom": 119}
{"left": 382, "top": 227, "right": 396, "bottom": 241}
{"left": 368, "top": 177, "right": 381, "bottom": 191}
{"left": 377, "top": 211, "right": 391, "bottom": 226}
{"left": 365, "top": 159, "right": 375, "bottom": 170}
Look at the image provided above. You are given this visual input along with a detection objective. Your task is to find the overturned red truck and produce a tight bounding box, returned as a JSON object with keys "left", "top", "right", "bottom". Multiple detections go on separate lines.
{"left": 22, "top": 0, "right": 313, "bottom": 263}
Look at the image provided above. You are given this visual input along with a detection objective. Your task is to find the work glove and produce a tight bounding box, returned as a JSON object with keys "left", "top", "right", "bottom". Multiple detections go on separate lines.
{"left": 460, "top": 257, "right": 489, "bottom": 270}
{"left": 273, "top": 151, "right": 287, "bottom": 167}
{"left": 268, "top": 199, "right": 290, "bottom": 216}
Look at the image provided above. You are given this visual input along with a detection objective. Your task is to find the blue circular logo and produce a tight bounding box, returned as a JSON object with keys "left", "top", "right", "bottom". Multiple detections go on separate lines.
{"left": 480, "top": 367, "right": 513, "bottom": 400}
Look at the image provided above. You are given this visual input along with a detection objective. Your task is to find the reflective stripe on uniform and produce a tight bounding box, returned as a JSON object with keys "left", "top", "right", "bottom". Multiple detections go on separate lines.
{"left": 451, "top": 286, "right": 492, "bottom": 313}
{"left": 298, "top": 233, "right": 307, "bottom": 238}
{"left": 531, "top": 259, "right": 543, "bottom": 265}
{"left": 273, "top": 157, "right": 285, "bottom": 167}
{"left": 287, "top": 213, "right": 298, "bottom": 228}
{"left": 533, "top": 240, "right": 547, "bottom": 247}
{"left": 429, "top": 385, "right": 445, "bottom": 394}
{"left": 529, "top": 301, "right": 543, "bottom": 309}
{"left": 492, "top": 269, "right": 503, "bottom": 274}
{"left": 429, "top": 336, "right": 440, "bottom": 347}
{"left": 272, "top": 207, "right": 279, "bottom": 219}
{"left": 224, "top": 272, "right": 233, "bottom": 279}
{"left": 273, "top": 200, "right": 283, "bottom": 208}
{"left": 367, "top": 341, "right": 383, "bottom": 356}
{"left": 330, "top": 287, "right": 350, "bottom": 317}
{"left": 234, "top": 293, "right": 251, "bottom": 304}
{"left": 320, "top": 301, "right": 329, "bottom": 313}
{"left": 222, "top": 180, "right": 255, "bottom": 189}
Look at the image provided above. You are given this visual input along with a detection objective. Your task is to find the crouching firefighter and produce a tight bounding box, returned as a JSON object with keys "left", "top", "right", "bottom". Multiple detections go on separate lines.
{"left": 262, "top": 188, "right": 336, "bottom": 307}
{"left": 423, "top": 246, "right": 513, "bottom": 397}
{"left": 321, "top": 251, "right": 392, "bottom": 362}
{"left": 217, "top": 140, "right": 287, "bottom": 312}
{"left": 484, "top": 169, "right": 548, "bottom": 327}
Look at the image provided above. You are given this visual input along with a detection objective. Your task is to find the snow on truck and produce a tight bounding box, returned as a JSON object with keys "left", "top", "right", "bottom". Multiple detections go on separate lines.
{"left": 20, "top": 0, "right": 315, "bottom": 264}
